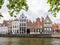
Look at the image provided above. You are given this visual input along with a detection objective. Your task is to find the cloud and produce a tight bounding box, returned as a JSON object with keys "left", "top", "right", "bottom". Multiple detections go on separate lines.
{"left": 0, "top": 0, "right": 60, "bottom": 23}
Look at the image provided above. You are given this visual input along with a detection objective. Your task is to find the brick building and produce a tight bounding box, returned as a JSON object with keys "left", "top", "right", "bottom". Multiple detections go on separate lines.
{"left": 0, "top": 13, "right": 55, "bottom": 34}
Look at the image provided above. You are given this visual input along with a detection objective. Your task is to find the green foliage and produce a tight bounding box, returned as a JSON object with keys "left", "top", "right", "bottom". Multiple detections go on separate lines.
{"left": 0, "top": 0, "right": 4, "bottom": 8}
{"left": 0, "top": 13, "right": 3, "bottom": 17}
{"left": 0, "top": 0, "right": 28, "bottom": 17}
{"left": 9, "top": 11, "right": 14, "bottom": 17}
{"left": 1, "top": 0, "right": 60, "bottom": 17}
{"left": 47, "top": 0, "right": 60, "bottom": 17}
{"left": 7, "top": 0, "right": 28, "bottom": 17}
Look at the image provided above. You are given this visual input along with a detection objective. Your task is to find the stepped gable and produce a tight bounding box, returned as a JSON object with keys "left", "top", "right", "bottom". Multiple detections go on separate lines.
{"left": 27, "top": 20, "right": 33, "bottom": 27}
{"left": 33, "top": 17, "right": 42, "bottom": 28}
{"left": 3, "top": 19, "right": 13, "bottom": 26}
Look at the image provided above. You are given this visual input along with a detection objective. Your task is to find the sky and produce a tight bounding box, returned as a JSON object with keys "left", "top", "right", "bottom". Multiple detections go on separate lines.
{"left": 0, "top": 0, "right": 60, "bottom": 23}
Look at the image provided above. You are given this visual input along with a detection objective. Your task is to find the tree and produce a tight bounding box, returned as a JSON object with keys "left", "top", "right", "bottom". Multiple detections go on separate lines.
{"left": 0, "top": 0, "right": 60, "bottom": 17}
{"left": 47, "top": 0, "right": 60, "bottom": 17}
{"left": 0, "top": 0, "right": 4, "bottom": 17}
{"left": 0, "top": 0, "right": 28, "bottom": 17}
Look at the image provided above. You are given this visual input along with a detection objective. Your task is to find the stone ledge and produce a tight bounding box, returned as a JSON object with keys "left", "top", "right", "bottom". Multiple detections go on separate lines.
{"left": 0, "top": 34, "right": 60, "bottom": 38}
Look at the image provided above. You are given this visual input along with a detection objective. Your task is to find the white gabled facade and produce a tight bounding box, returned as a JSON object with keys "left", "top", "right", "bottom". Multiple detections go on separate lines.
{"left": 0, "top": 26, "right": 8, "bottom": 34}
{"left": 12, "top": 20, "right": 20, "bottom": 34}
{"left": 12, "top": 13, "right": 27, "bottom": 34}
{"left": 19, "top": 13, "right": 27, "bottom": 34}
{"left": 44, "top": 16, "right": 52, "bottom": 34}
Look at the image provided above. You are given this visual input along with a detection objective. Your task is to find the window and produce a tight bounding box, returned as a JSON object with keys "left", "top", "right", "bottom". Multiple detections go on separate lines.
{"left": 38, "top": 29, "right": 39, "bottom": 32}
{"left": 24, "top": 23, "right": 26, "bottom": 26}
{"left": 24, "top": 29, "right": 26, "bottom": 33}
{"left": 38, "top": 29, "right": 40, "bottom": 32}
{"left": 50, "top": 28, "right": 51, "bottom": 31}
{"left": 20, "top": 28, "right": 21, "bottom": 30}
{"left": 47, "top": 28, "right": 48, "bottom": 30}
{"left": 13, "top": 26, "right": 14, "bottom": 28}
{"left": 17, "top": 30, "right": 18, "bottom": 33}
{"left": 20, "top": 24, "right": 22, "bottom": 26}
{"left": 36, "top": 29, "right": 38, "bottom": 32}
{"left": 22, "top": 28, "right": 24, "bottom": 31}
{"left": 22, "top": 23, "right": 24, "bottom": 26}
{"left": 40, "top": 30, "right": 42, "bottom": 32}
{"left": 15, "top": 26, "right": 16, "bottom": 28}
{"left": 15, "top": 30, "right": 16, "bottom": 33}
{"left": 13, "top": 30, "right": 14, "bottom": 32}
{"left": 44, "top": 28, "right": 46, "bottom": 30}
{"left": 34, "top": 29, "right": 36, "bottom": 32}
{"left": 22, "top": 20, "right": 23, "bottom": 22}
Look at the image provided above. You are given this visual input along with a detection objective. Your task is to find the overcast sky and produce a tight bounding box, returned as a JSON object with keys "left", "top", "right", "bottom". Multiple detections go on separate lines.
{"left": 0, "top": 0, "right": 60, "bottom": 23}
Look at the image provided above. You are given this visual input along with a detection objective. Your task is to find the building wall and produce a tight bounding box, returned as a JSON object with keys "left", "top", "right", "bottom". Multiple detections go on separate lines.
{"left": 32, "top": 18, "right": 43, "bottom": 34}
{"left": 0, "top": 15, "right": 56, "bottom": 34}
{"left": 0, "top": 26, "right": 8, "bottom": 34}
{"left": 19, "top": 13, "right": 27, "bottom": 34}
{"left": 27, "top": 20, "right": 34, "bottom": 34}
{"left": 52, "top": 24, "right": 60, "bottom": 32}
{"left": 3, "top": 20, "right": 12, "bottom": 34}
{"left": 44, "top": 16, "right": 53, "bottom": 34}
{"left": 12, "top": 21, "right": 20, "bottom": 34}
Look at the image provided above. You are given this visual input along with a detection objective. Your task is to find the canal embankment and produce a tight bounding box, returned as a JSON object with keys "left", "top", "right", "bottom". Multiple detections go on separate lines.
{"left": 0, "top": 34, "right": 60, "bottom": 38}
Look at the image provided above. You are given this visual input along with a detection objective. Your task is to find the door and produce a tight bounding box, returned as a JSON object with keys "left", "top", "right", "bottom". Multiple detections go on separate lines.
{"left": 27, "top": 29, "right": 30, "bottom": 34}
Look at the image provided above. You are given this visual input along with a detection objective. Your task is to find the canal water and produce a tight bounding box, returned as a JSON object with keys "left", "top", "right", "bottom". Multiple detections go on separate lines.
{"left": 0, "top": 37, "right": 60, "bottom": 45}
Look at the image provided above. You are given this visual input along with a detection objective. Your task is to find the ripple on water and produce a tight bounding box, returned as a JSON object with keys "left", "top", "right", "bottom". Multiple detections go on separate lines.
{"left": 0, "top": 37, "right": 57, "bottom": 45}
{"left": 52, "top": 38, "right": 60, "bottom": 45}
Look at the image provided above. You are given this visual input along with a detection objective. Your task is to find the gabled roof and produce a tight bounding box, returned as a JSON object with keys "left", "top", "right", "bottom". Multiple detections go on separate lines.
{"left": 20, "top": 13, "right": 27, "bottom": 19}
{"left": 27, "top": 20, "right": 33, "bottom": 26}
{"left": 3, "top": 20, "right": 13, "bottom": 26}
{"left": 33, "top": 17, "right": 42, "bottom": 28}
{"left": 44, "top": 15, "right": 52, "bottom": 24}
{"left": 14, "top": 19, "right": 19, "bottom": 21}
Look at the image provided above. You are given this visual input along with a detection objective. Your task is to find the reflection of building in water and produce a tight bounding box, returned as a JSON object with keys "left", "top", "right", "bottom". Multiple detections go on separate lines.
{"left": 40, "top": 38, "right": 52, "bottom": 45}
{"left": 52, "top": 38, "right": 60, "bottom": 45}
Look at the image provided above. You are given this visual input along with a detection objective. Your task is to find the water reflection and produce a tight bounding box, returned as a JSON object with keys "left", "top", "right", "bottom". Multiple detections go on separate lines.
{"left": 52, "top": 38, "right": 60, "bottom": 45}
{"left": 0, "top": 37, "right": 59, "bottom": 45}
